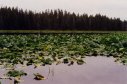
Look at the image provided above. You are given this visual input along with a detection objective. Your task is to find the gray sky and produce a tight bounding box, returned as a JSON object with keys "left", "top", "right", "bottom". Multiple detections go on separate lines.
{"left": 0, "top": 0, "right": 127, "bottom": 20}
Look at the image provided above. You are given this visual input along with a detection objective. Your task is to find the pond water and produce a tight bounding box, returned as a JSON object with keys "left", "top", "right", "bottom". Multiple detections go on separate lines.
{"left": 0, "top": 56, "right": 127, "bottom": 84}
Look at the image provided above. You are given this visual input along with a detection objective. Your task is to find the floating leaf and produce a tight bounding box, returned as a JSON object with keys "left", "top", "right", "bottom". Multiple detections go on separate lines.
{"left": 68, "top": 61, "right": 74, "bottom": 66}
{"left": 43, "top": 58, "right": 52, "bottom": 65}
{"left": 6, "top": 70, "right": 27, "bottom": 77}
{"left": 14, "top": 76, "right": 22, "bottom": 84}
{"left": 77, "top": 59, "right": 85, "bottom": 65}
{"left": 63, "top": 58, "right": 69, "bottom": 64}
{"left": 34, "top": 73, "right": 46, "bottom": 80}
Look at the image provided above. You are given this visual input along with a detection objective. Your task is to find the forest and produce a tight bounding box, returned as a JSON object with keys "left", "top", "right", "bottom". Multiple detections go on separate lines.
{"left": 0, "top": 7, "right": 127, "bottom": 30}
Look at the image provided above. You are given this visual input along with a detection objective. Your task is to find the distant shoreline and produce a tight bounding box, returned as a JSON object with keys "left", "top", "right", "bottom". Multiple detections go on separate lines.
{"left": 0, "top": 30, "right": 126, "bottom": 34}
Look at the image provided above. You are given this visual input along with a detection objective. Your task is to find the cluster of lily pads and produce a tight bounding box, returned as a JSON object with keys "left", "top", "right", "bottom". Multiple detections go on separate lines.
{"left": 0, "top": 33, "right": 127, "bottom": 84}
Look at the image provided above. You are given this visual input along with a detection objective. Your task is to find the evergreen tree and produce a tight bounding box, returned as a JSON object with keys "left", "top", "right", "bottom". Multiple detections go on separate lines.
{"left": 0, "top": 7, "right": 126, "bottom": 30}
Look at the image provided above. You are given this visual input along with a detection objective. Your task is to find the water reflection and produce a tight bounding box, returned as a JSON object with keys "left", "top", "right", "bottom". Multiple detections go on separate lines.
{"left": 0, "top": 56, "right": 127, "bottom": 84}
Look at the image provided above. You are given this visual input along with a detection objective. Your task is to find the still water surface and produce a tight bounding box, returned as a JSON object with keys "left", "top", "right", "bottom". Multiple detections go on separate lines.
{"left": 1, "top": 56, "right": 127, "bottom": 84}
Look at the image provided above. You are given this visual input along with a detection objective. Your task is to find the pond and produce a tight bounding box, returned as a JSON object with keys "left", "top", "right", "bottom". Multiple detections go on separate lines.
{"left": 0, "top": 56, "right": 127, "bottom": 84}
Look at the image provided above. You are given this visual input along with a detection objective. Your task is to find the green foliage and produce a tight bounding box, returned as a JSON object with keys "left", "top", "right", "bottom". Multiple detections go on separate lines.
{"left": 43, "top": 58, "right": 52, "bottom": 65}
{"left": 0, "top": 33, "right": 127, "bottom": 84}
{"left": 7, "top": 70, "right": 27, "bottom": 77}
{"left": 0, "top": 33, "right": 127, "bottom": 68}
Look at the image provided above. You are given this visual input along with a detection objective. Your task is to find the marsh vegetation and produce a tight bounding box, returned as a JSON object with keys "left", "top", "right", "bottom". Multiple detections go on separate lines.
{"left": 0, "top": 33, "right": 127, "bottom": 84}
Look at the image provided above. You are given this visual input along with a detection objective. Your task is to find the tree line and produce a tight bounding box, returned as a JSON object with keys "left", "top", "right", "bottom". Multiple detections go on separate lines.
{"left": 0, "top": 7, "right": 127, "bottom": 30}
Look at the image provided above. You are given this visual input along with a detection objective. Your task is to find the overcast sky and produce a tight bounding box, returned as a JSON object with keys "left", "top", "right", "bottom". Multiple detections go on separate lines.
{"left": 0, "top": 0, "right": 127, "bottom": 20}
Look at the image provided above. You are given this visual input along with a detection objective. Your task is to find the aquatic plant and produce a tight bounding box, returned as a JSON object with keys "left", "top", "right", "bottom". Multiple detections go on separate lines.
{"left": 0, "top": 33, "right": 127, "bottom": 84}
